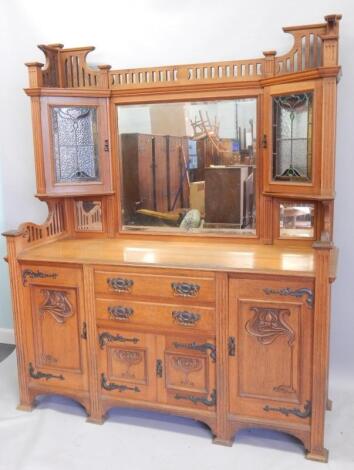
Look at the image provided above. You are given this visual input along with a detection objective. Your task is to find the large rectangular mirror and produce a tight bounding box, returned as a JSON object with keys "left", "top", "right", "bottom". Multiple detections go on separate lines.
{"left": 117, "top": 98, "right": 257, "bottom": 235}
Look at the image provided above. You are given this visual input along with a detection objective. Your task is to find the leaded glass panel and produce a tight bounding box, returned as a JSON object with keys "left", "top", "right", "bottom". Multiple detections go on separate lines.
{"left": 272, "top": 92, "right": 313, "bottom": 182}
{"left": 52, "top": 106, "right": 99, "bottom": 183}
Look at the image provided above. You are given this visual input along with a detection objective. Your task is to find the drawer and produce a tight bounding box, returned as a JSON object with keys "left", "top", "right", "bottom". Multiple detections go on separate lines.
{"left": 20, "top": 263, "right": 81, "bottom": 287}
{"left": 94, "top": 269, "right": 215, "bottom": 303}
{"left": 96, "top": 298, "right": 215, "bottom": 333}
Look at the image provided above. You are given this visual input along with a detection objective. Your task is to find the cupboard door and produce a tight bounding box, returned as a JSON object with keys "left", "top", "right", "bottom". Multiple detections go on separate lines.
{"left": 98, "top": 328, "right": 157, "bottom": 402}
{"left": 24, "top": 280, "right": 88, "bottom": 391}
{"left": 156, "top": 334, "right": 216, "bottom": 411}
{"left": 41, "top": 96, "right": 111, "bottom": 195}
{"left": 263, "top": 80, "right": 322, "bottom": 196}
{"left": 229, "top": 278, "right": 313, "bottom": 424}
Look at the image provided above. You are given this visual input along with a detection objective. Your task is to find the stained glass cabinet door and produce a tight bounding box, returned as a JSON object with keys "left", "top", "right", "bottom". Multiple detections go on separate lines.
{"left": 263, "top": 81, "right": 322, "bottom": 196}
{"left": 40, "top": 96, "right": 112, "bottom": 195}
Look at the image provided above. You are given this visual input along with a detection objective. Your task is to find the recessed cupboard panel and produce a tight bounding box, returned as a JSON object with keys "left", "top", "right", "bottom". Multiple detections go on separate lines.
{"left": 117, "top": 99, "right": 258, "bottom": 236}
{"left": 40, "top": 96, "right": 112, "bottom": 195}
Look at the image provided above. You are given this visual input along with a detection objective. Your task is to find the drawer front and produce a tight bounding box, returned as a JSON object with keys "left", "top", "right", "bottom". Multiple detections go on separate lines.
{"left": 96, "top": 298, "right": 215, "bottom": 333}
{"left": 20, "top": 264, "right": 81, "bottom": 288}
{"left": 94, "top": 269, "right": 215, "bottom": 303}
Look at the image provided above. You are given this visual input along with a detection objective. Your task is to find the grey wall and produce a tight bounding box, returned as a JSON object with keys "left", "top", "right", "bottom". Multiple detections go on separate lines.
{"left": 1, "top": 0, "right": 353, "bottom": 380}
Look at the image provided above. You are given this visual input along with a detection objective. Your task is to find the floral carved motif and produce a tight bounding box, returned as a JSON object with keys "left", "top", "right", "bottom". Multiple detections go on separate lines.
{"left": 39, "top": 289, "right": 73, "bottom": 324}
{"left": 114, "top": 349, "right": 143, "bottom": 379}
{"left": 245, "top": 307, "right": 295, "bottom": 346}
{"left": 171, "top": 356, "right": 203, "bottom": 386}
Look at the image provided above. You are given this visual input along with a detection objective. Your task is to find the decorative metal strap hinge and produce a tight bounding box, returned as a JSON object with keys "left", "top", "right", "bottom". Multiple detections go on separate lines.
{"left": 174, "top": 389, "right": 216, "bottom": 407}
{"left": 173, "top": 341, "right": 216, "bottom": 362}
{"left": 81, "top": 322, "right": 87, "bottom": 340}
{"left": 29, "top": 363, "right": 64, "bottom": 381}
{"left": 101, "top": 373, "right": 140, "bottom": 393}
{"left": 263, "top": 287, "right": 314, "bottom": 308}
{"left": 22, "top": 269, "right": 58, "bottom": 286}
{"left": 263, "top": 400, "right": 312, "bottom": 419}
{"left": 228, "top": 337, "right": 236, "bottom": 356}
{"left": 156, "top": 359, "right": 163, "bottom": 378}
{"left": 99, "top": 331, "right": 139, "bottom": 349}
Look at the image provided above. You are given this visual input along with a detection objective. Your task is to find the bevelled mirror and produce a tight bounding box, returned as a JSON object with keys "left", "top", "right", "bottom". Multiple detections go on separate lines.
{"left": 279, "top": 201, "right": 315, "bottom": 238}
{"left": 117, "top": 98, "right": 257, "bottom": 235}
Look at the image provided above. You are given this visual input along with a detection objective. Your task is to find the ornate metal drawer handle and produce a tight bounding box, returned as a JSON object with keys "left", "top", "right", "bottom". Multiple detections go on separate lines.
{"left": 107, "top": 277, "right": 134, "bottom": 293}
{"left": 263, "top": 400, "right": 312, "bottom": 418}
{"left": 101, "top": 373, "right": 140, "bottom": 393}
{"left": 171, "top": 282, "right": 200, "bottom": 297}
{"left": 173, "top": 341, "right": 216, "bottom": 362}
{"left": 22, "top": 269, "right": 58, "bottom": 286}
{"left": 99, "top": 332, "right": 139, "bottom": 349}
{"left": 108, "top": 306, "right": 134, "bottom": 321}
{"left": 29, "top": 363, "right": 64, "bottom": 381}
{"left": 172, "top": 310, "right": 201, "bottom": 326}
{"left": 174, "top": 389, "right": 216, "bottom": 407}
{"left": 263, "top": 287, "right": 314, "bottom": 308}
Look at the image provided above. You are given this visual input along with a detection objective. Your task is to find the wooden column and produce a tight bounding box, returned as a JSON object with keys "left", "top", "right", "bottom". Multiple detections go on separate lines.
{"left": 3, "top": 234, "right": 33, "bottom": 410}
{"left": 83, "top": 265, "right": 105, "bottom": 424}
{"left": 306, "top": 239, "right": 333, "bottom": 462}
{"left": 213, "top": 272, "right": 233, "bottom": 445}
{"left": 98, "top": 65, "right": 112, "bottom": 88}
{"left": 262, "top": 50, "right": 276, "bottom": 77}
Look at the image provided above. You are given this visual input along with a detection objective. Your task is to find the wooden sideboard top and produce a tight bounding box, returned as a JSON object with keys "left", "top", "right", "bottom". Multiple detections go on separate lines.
{"left": 16, "top": 237, "right": 337, "bottom": 278}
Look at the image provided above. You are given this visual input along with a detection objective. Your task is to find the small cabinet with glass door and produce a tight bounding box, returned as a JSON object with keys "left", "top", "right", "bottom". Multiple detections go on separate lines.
{"left": 40, "top": 96, "right": 112, "bottom": 195}
{"left": 263, "top": 81, "right": 322, "bottom": 196}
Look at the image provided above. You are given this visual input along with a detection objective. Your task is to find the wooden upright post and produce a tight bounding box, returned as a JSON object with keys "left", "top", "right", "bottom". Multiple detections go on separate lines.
{"left": 306, "top": 239, "right": 333, "bottom": 462}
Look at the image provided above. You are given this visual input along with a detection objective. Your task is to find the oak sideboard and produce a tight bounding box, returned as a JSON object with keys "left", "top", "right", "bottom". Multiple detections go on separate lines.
{"left": 4, "top": 14, "right": 342, "bottom": 462}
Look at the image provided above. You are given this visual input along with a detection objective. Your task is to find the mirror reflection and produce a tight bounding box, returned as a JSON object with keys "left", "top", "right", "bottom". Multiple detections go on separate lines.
{"left": 279, "top": 202, "right": 314, "bottom": 238}
{"left": 117, "top": 99, "right": 257, "bottom": 234}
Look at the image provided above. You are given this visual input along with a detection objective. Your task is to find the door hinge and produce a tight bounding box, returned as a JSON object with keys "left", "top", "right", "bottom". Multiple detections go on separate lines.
{"left": 81, "top": 322, "right": 87, "bottom": 340}
{"left": 104, "top": 139, "right": 109, "bottom": 152}
{"left": 261, "top": 134, "right": 267, "bottom": 149}
{"left": 156, "top": 359, "right": 163, "bottom": 378}
{"left": 228, "top": 337, "right": 236, "bottom": 356}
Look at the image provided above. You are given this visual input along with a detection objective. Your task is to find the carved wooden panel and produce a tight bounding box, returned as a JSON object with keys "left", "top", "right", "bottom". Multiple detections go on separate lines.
{"left": 98, "top": 328, "right": 157, "bottom": 402}
{"left": 156, "top": 335, "right": 216, "bottom": 410}
{"left": 228, "top": 277, "right": 313, "bottom": 423}
{"left": 240, "top": 302, "right": 299, "bottom": 399}
{"left": 165, "top": 352, "right": 207, "bottom": 393}
{"left": 22, "top": 266, "right": 89, "bottom": 391}
{"left": 108, "top": 347, "right": 147, "bottom": 385}
{"left": 31, "top": 286, "right": 82, "bottom": 372}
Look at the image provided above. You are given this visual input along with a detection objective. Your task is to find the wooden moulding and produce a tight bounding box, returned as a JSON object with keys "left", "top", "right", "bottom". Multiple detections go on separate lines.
{"left": 26, "top": 15, "right": 342, "bottom": 91}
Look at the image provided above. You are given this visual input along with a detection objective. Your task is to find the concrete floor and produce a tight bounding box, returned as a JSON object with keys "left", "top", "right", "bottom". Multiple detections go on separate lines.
{"left": 0, "top": 343, "right": 15, "bottom": 363}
